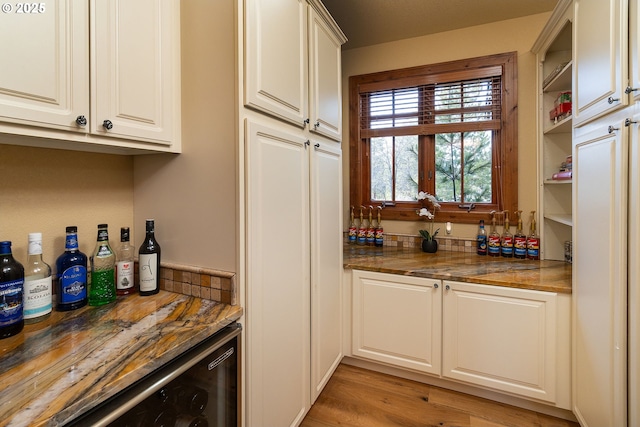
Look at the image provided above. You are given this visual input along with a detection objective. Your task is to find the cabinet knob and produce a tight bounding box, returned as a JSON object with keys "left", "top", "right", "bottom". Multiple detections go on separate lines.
{"left": 625, "top": 118, "right": 637, "bottom": 127}
{"left": 608, "top": 125, "right": 619, "bottom": 134}
{"left": 445, "top": 284, "right": 451, "bottom": 291}
{"left": 626, "top": 86, "right": 639, "bottom": 95}
{"left": 314, "top": 120, "right": 320, "bottom": 129}
{"left": 103, "top": 120, "right": 113, "bottom": 130}
{"left": 433, "top": 283, "right": 438, "bottom": 289}
{"left": 314, "top": 143, "right": 320, "bottom": 149}
{"left": 75, "top": 115, "right": 87, "bottom": 127}
{"left": 608, "top": 96, "right": 620, "bottom": 104}
{"left": 304, "top": 118, "right": 310, "bottom": 126}
{"left": 304, "top": 140, "right": 310, "bottom": 148}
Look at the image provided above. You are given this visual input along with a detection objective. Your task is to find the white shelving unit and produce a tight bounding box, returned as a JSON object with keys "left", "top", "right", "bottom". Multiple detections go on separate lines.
{"left": 532, "top": 0, "right": 573, "bottom": 261}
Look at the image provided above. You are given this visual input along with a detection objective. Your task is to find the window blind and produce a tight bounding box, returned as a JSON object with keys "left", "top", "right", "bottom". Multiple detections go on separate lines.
{"left": 359, "top": 70, "right": 502, "bottom": 138}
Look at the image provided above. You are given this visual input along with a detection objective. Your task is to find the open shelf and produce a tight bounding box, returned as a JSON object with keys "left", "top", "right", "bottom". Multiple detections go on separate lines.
{"left": 544, "top": 213, "right": 573, "bottom": 227}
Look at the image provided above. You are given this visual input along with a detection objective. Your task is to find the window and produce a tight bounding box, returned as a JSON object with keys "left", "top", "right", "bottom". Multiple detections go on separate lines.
{"left": 349, "top": 52, "right": 518, "bottom": 223}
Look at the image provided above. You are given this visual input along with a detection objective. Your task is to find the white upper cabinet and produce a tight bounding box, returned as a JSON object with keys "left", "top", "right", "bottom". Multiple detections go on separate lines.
{"left": 573, "top": 0, "right": 627, "bottom": 125}
{"left": 91, "top": 0, "right": 179, "bottom": 146}
{"left": 0, "top": 1, "right": 89, "bottom": 131}
{"left": 0, "top": 0, "right": 180, "bottom": 153}
{"left": 244, "top": 0, "right": 346, "bottom": 141}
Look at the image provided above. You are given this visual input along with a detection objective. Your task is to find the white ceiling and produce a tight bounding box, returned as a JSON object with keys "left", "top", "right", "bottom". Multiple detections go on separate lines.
{"left": 322, "top": 0, "right": 559, "bottom": 50}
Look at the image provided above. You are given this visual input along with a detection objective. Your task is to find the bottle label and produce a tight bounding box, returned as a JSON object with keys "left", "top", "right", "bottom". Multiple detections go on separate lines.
{"left": 60, "top": 265, "right": 87, "bottom": 304}
{"left": 23, "top": 276, "right": 52, "bottom": 319}
{"left": 477, "top": 235, "right": 487, "bottom": 254}
{"left": 488, "top": 235, "right": 501, "bottom": 255}
{"left": 65, "top": 234, "right": 79, "bottom": 251}
{"left": 375, "top": 228, "right": 384, "bottom": 246}
{"left": 139, "top": 253, "right": 158, "bottom": 292}
{"left": 116, "top": 261, "right": 134, "bottom": 290}
{"left": 501, "top": 237, "right": 514, "bottom": 256}
{"left": 96, "top": 244, "right": 113, "bottom": 258}
{"left": 527, "top": 238, "right": 540, "bottom": 258}
{"left": 348, "top": 226, "right": 357, "bottom": 244}
{"left": 514, "top": 236, "right": 527, "bottom": 257}
{"left": 0, "top": 279, "right": 23, "bottom": 327}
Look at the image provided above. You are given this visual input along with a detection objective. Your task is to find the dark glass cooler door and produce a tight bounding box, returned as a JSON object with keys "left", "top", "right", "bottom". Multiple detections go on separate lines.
{"left": 70, "top": 323, "right": 241, "bottom": 427}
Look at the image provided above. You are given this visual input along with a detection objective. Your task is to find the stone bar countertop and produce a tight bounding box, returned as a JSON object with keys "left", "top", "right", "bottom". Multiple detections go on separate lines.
{"left": 0, "top": 291, "right": 242, "bottom": 427}
{"left": 344, "top": 245, "right": 572, "bottom": 294}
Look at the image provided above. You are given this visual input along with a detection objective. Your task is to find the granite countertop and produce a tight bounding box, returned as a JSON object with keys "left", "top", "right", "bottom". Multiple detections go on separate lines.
{"left": 344, "top": 245, "right": 572, "bottom": 294}
{"left": 0, "top": 291, "right": 243, "bottom": 427}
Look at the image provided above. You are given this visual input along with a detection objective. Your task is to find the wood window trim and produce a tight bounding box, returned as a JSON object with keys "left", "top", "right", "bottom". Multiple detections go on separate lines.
{"left": 349, "top": 52, "right": 518, "bottom": 224}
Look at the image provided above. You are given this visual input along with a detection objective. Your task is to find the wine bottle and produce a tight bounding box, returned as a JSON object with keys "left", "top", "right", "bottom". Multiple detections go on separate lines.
{"left": 116, "top": 227, "right": 135, "bottom": 296}
{"left": 89, "top": 224, "right": 116, "bottom": 306}
{"left": 139, "top": 219, "right": 161, "bottom": 296}
{"left": 55, "top": 226, "right": 88, "bottom": 311}
{"left": 23, "top": 233, "right": 52, "bottom": 324}
{"left": 0, "top": 241, "right": 24, "bottom": 339}
{"left": 476, "top": 220, "right": 487, "bottom": 255}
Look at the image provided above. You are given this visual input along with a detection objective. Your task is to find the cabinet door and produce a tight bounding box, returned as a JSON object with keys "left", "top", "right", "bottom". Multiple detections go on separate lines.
{"left": 573, "top": 119, "right": 627, "bottom": 427}
{"left": 352, "top": 270, "right": 442, "bottom": 375}
{"left": 573, "top": 0, "right": 627, "bottom": 125}
{"left": 244, "top": 0, "right": 308, "bottom": 128}
{"left": 245, "top": 120, "right": 310, "bottom": 427}
{"left": 91, "top": 0, "right": 178, "bottom": 145}
{"left": 308, "top": 6, "right": 343, "bottom": 142}
{"left": 0, "top": 0, "right": 88, "bottom": 131}
{"left": 442, "top": 281, "right": 558, "bottom": 403}
{"left": 310, "top": 141, "right": 343, "bottom": 402}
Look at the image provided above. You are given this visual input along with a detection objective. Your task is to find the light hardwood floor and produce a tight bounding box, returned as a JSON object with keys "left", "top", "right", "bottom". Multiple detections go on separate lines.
{"left": 301, "top": 364, "right": 579, "bottom": 427}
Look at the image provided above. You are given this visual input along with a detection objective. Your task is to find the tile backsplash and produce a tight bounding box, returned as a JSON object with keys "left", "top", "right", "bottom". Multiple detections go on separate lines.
{"left": 344, "top": 232, "right": 476, "bottom": 253}
{"left": 135, "top": 261, "right": 237, "bottom": 305}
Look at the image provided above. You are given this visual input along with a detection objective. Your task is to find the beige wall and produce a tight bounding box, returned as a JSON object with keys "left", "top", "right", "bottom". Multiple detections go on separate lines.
{"left": 133, "top": 0, "right": 237, "bottom": 272}
{"left": 0, "top": 142, "right": 133, "bottom": 266}
{"left": 341, "top": 12, "right": 552, "bottom": 239}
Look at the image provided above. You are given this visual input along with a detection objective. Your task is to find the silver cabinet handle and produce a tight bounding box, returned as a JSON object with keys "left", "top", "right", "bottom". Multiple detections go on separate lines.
{"left": 304, "top": 118, "right": 310, "bottom": 126}
{"left": 445, "top": 284, "right": 450, "bottom": 291}
{"left": 103, "top": 120, "right": 113, "bottom": 130}
{"left": 608, "top": 96, "right": 619, "bottom": 104}
{"left": 626, "top": 86, "right": 638, "bottom": 94}
{"left": 433, "top": 283, "right": 438, "bottom": 289}
{"left": 625, "top": 118, "right": 637, "bottom": 127}
{"left": 608, "top": 125, "right": 619, "bottom": 134}
{"left": 314, "top": 120, "right": 320, "bottom": 128}
{"left": 314, "top": 143, "right": 320, "bottom": 149}
{"left": 75, "top": 115, "right": 87, "bottom": 127}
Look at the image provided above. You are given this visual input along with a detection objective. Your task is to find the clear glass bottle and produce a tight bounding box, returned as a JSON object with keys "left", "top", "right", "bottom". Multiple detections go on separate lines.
{"left": 116, "top": 227, "right": 135, "bottom": 296}
{"left": 55, "top": 226, "right": 88, "bottom": 311}
{"left": 89, "top": 224, "right": 116, "bottom": 306}
{"left": 500, "top": 211, "right": 514, "bottom": 258}
{"left": 0, "top": 241, "right": 24, "bottom": 339}
{"left": 513, "top": 211, "right": 527, "bottom": 259}
{"left": 139, "top": 219, "right": 161, "bottom": 296}
{"left": 487, "top": 213, "right": 501, "bottom": 257}
{"left": 23, "top": 232, "right": 52, "bottom": 323}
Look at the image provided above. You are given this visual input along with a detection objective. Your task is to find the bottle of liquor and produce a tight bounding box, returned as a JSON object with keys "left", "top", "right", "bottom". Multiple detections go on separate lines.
{"left": 357, "top": 207, "right": 367, "bottom": 246}
{"left": 116, "top": 227, "right": 135, "bottom": 296}
{"left": 89, "top": 224, "right": 116, "bottom": 306}
{"left": 139, "top": 219, "right": 161, "bottom": 296}
{"left": 23, "top": 233, "right": 52, "bottom": 323}
{"left": 513, "top": 211, "right": 527, "bottom": 259}
{"left": 501, "top": 212, "right": 514, "bottom": 258}
{"left": 487, "top": 213, "right": 501, "bottom": 257}
{"left": 0, "top": 241, "right": 24, "bottom": 339}
{"left": 476, "top": 220, "right": 487, "bottom": 255}
{"left": 55, "top": 226, "right": 88, "bottom": 311}
{"left": 366, "top": 206, "right": 376, "bottom": 246}
{"left": 375, "top": 206, "right": 384, "bottom": 247}
{"left": 527, "top": 211, "right": 540, "bottom": 260}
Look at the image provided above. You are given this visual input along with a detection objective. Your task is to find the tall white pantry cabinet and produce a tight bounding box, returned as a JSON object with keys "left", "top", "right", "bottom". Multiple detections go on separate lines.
{"left": 239, "top": 1, "right": 346, "bottom": 426}
{"left": 572, "top": 0, "right": 640, "bottom": 426}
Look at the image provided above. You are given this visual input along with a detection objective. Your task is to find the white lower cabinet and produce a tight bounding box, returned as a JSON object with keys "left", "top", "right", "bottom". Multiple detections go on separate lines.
{"left": 352, "top": 270, "right": 442, "bottom": 375}
{"left": 350, "top": 270, "right": 571, "bottom": 409}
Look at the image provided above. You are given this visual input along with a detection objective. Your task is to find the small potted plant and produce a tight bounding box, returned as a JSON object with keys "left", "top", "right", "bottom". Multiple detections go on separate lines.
{"left": 417, "top": 191, "right": 440, "bottom": 253}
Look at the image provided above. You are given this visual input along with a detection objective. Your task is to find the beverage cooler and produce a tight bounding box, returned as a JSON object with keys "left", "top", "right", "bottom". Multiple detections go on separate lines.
{"left": 70, "top": 323, "right": 241, "bottom": 427}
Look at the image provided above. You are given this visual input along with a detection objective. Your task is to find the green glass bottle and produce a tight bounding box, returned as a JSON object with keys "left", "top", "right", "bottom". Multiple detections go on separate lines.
{"left": 89, "top": 224, "right": 116, "bottom": 306}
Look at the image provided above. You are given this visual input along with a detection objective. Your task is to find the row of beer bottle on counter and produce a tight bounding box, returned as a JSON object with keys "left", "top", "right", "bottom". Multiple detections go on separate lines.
{"left": 477, "top": 211, "right": 540, "bottom": 259}
{"left": 0, "top": 220, "right": 161, "bottom": 340}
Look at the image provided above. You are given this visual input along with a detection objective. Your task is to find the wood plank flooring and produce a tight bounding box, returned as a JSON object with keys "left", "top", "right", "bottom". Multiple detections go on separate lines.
{"left": 301, "top": 364, "right": 579, "bottom": 427}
